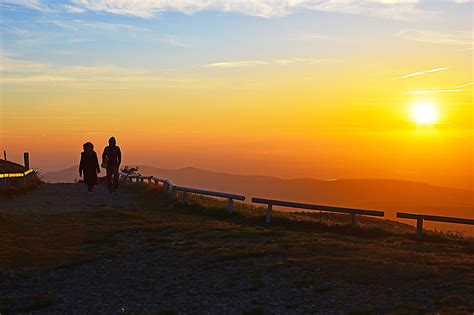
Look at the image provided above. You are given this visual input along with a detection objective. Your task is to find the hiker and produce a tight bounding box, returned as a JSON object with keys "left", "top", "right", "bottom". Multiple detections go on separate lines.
{"left": 102, "top": 136, "right": 122, "bottom": 194}
{"left": 79, "top": 142, "right": 100, "bottom": 194}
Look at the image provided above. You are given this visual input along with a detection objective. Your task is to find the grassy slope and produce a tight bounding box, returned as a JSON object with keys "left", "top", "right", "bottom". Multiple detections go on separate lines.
{"left": 1, "top": 183, "right": 473, "bottom": 313}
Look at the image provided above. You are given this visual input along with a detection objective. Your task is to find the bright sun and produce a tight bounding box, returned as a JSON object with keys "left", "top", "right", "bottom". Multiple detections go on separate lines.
{"left": 411, "top": 101, "right": 438, "bottom": 125}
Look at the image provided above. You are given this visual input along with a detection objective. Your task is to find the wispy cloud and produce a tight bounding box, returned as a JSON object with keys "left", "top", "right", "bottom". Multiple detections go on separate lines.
{"left": 202, "top": 60, "right": 268, "bottom": 68}
{"left": 273, "top": 58, "right": 341, "bottom": 65}
{"left": 456, "top": 82, "right": 474, "bottom": 88}
{"left": 0, "top": 52, "right": 49, "bottom": 72}
{"left": 0, "top": 52, "right": 150, "bottom": 82}
{"left": 403, "top": 89, "right": 464, "bottom": 95}
{"left": 398, "top": 29, "right": 473, "bottom": 45}
{"left": 202, "top": 58, "right": 341, "bottom": 68}
{"left": 63, "top": 4, "right": 85, "bottom": 13}
{"left": 0, "top": 0, "right": 50, "bottom": 12}
{"left": 160, "top": 35, "right": 189, "bottom": 47}
{"left": 395, "top": 67, "right": 452, "bottom": 80}
{"left": 71, "top": 0, "right": 432, "bottom": 21}
{"left": 42, "top": 20, "right": 149, "bottom": 32}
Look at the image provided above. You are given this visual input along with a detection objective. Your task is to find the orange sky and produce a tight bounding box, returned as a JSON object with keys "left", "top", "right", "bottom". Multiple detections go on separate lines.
{"left": 1, "top": 0, "right": 473, "bottom": 190}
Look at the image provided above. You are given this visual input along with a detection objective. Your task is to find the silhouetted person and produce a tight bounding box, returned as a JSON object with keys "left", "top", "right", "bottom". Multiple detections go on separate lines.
{"left": 79, "top": 142, "right": 100, "bottom": 194}
{"left": 102, "top": 136, "right": 121, "bottom": 194}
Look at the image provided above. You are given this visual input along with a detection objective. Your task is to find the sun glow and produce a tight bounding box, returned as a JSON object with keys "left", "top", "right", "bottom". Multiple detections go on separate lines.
{"left": 411, "top": 102, "right": 438, "bottom": 125}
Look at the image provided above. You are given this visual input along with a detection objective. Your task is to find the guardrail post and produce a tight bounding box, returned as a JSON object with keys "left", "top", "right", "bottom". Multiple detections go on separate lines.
{"left": 416, "top": 218, "right": 424, "bottom": 237}
{"left": 24, "top": 152, "right": 30, "bottom": 169}
{"left": 227, "top": 198, "right": 234, "bottom": 213}
{"left": 351, "top": 213, "right": 357, "bottom": 226}
{"left": 171, "top": 186, "right": 177, "bottom": 200}
{"left": 266, "top": 204, "right": 272, "bottom": 224}
{"left": 181, "top": 191, "right": 187, "bottom": 203}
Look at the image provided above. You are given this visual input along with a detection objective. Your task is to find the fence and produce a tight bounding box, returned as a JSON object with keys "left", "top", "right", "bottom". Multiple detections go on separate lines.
{"left": 0, "top": 169, "right": 34, "bottom": 179}
{"left": 120, "top": 172, "right": 474, "bottom": 238}
{"left": 121, "top": 173, "right": 245, "bottom": 213}
{"left": 252, "top": 197, "right": 385, "bottom": 224}
{"left": 397, "top": 212, "right": 474, "bottom": 237}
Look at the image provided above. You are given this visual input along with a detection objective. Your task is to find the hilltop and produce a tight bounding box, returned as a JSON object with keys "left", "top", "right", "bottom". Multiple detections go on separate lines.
{"left": 43, "top": 165, "right": 474, "bottom": 235}
{"left": 0, "top": 182, "right": 473, "bottom": 313}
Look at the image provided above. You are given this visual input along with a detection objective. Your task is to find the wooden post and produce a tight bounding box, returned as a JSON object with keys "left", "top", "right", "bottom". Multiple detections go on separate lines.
{"left": 416, "top": 218, "right": 424, "bottom": 237}
{"left": 3, "top": 150, "right": 6, "bottom": 161}
{"left": 181, "top": 191, "right": 187, "bottom": 203}
{"left": 351, "top": 213, "right": 357, "bottom": 226}
{"left": 227, "top": 198, "right": 234, "bottom": 213}
{"left": 23, "top": 152, "right": 30, "bottom": 169}
{"left": 266, "top": 204, "right": 273, "bottom": 224}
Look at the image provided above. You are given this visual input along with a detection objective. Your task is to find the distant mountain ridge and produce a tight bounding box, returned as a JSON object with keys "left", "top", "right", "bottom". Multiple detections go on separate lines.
{"left": 43, "top": 165, "right": 473, "bottom": 220}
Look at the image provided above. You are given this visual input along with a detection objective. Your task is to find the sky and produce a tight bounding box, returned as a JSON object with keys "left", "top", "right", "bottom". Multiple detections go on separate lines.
{"left": 0, "top": 0, "right": 473, "bottom": 189}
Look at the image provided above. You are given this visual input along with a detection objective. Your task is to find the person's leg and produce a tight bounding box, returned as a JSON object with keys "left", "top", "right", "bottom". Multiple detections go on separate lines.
{"left": 113, "top": 165, "right": 119, "bottom": 192}
{"left": 87, "top": 183, "right": 93, "bottom": 192}
{"left": 106, "top": 167, "right": 113, "bottom": 193}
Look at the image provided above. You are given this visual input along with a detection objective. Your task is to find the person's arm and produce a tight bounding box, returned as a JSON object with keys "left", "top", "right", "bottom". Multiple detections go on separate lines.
{"left": 79, "top": 154, "right": 84, "bottom": 177}
{"left": 117, "top": 146, "right": 122, "bottom": 166}
{"left": 94, "top": 153, "right": 101, "bottom": 173}
{"left": 102, "top": 146, "right": 108, "bottom": 162}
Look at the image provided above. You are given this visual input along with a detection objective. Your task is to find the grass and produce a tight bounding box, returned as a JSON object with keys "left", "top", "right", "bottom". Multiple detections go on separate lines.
{"left": 1, "top": 181, "right": 473, "bottom": 312}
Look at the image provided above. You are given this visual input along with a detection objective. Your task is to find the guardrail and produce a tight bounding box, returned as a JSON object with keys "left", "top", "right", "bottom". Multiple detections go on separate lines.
{"left": 120, "top": 172, "right": 474, "bottom": 237}
{"left": 252, "top": 197, "right": 384, "bottom": 224}
{"left": 397, "top": 212, "right": 474, "bottom": 237}
{"left": 0, "top": 169, "right": 34, "bottom": 179}
{"left": 120, "top": 173, "right": 245, "bottom": 213}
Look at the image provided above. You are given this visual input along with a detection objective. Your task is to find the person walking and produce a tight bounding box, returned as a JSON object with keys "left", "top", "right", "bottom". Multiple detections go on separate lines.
{"left": 79, "top": 142, "right": 100, "bottom": 194}
{"left": 102, "top": 136, "right": 122, "bottom": 194}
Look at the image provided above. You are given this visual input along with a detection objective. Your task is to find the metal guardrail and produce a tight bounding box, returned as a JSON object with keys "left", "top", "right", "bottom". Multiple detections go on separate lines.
{"left": 252, "top": 197, "right": 384, "bottom": 224}
{"left": 120, "top": 172, "right": 474, "bottom": 237}
{"left": 120, "top": 173, "right": 245, "bottom": 213}
{"left": 397, "top": 212, "right": 474, "bottom": 237}
{"left": 0, "top": 169, "right": 34, "bottom": 179}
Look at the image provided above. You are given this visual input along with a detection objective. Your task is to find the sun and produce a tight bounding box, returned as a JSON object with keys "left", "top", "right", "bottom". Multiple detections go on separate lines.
{"left": 411, "top": 101, "right": 438, "bottom": 125}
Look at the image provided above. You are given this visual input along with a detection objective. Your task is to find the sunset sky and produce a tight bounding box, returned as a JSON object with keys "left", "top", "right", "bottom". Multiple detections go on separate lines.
{"left": 1, "top": 0, "right": 473, "bottom": 189}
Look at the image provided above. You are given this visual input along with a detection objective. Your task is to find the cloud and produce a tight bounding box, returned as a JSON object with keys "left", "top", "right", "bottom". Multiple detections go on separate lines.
{"left": 0, "top": 52, "right": 49, "bottom": 73}
{"left": 202, "top": 57, "right": 342, "bottom": 68}
{"left": 202, "top": 60, "right": 268, "bottom": 68}
{"left": 63, "top": 4, "right": 85, "bottom": 13}
{"left": 403, "top": 89, "right": 464, "bottom": 95}
{"left": 395, "top": 67, "right": 451, "bottom": 80}
{"left": 0, "top": 52, "right": 151, "bottom": 82}
{"left": 42, "top": 20, "right": 149, "bottom": 32}
{"left": 71, "top": 0, "right": 432, "bottom": 20}
{"left": 273, "top": 57, "right": 341, "bottom": 65}
{"left": 160, "top": 35, "right": 189, "bottom": 47}
{"left": 0, "top": 0, "right": 49, "bottom": 12}
{"left": 398, "top": 29, "right": 473, "bottom": 45}
{"left": 456, "top": 82, "right": 474, "bottom": 88}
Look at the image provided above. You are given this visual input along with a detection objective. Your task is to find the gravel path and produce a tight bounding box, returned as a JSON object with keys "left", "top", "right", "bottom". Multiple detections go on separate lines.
{"left": 0, "top": 183, "right": 138, "bottom": 214}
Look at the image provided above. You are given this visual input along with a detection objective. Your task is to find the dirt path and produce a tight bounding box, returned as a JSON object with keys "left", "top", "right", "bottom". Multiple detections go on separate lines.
{"left": 0, "top": 183, "right": 139, "bottom": 214}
